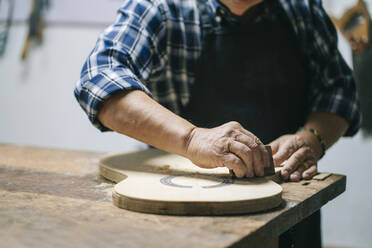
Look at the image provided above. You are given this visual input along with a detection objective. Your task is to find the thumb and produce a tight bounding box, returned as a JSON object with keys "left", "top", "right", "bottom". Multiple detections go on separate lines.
{"left": 269, "top": 139, "right": 280, "bottom": 155}
{"left": 272, "top": 141, "right": 292, "bottom": 166}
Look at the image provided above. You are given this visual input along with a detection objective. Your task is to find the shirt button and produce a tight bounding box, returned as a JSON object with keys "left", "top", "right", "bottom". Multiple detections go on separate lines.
{"left": 215, "top": 16, "right": 221, "bottom": 22}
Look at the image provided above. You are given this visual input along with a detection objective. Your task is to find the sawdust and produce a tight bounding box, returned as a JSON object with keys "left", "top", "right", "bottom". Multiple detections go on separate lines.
{"left": 94, "top": 183, "right": 114, "bottom": 201}
{"left": 156, "top": 165, "right": 171, "bottom": 172}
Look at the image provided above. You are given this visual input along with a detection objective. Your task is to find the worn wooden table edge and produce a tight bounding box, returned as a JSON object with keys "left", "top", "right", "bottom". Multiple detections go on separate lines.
{"left": 230, "top": 174, "right": 346, "bottom": 247}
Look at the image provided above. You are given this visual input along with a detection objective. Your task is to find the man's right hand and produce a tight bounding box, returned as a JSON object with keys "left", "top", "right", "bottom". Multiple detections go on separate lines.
{"left": 185, "top": 121, "right": 270, "bottom": 178}
{"left": 98, "top": 91, "right": 269, "bottom": 178}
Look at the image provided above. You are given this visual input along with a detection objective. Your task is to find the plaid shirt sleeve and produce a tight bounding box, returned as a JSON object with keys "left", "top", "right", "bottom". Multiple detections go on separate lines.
{"left": 74, "top": 0, "right": 166, "bottom": 131}
{"left": 306, "top": 0, "right": 361, "bottom": 136}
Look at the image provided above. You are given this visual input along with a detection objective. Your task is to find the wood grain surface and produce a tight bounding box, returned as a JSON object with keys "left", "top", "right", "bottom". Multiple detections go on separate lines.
{"left": 0, "top": 144, "right": 346, "bottom": 248}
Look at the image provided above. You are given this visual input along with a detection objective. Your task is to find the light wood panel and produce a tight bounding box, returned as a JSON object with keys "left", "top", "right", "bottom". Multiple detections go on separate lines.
{"left": 99, "top": 148, "right": 283, "bottom": 215}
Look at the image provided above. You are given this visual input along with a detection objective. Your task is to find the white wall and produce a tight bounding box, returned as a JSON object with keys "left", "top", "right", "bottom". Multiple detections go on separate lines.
{"left": 321, "top": 2, "right": 372, "bottom": 247}
{"left": 0, "top": 2, "right": 371, "bottom": 247}
{"left": 320, "top": 135, "right": 372, "bottom": 248}
{"left": 0, "top": 24, "right": 147, "bottom": 152}
{"left": 0, "top": 0, "right": 122, "bottom": 24}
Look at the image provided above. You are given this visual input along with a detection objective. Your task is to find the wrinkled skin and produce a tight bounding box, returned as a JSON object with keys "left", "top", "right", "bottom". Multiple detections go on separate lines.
{"left": 185, "top": 122, "right": 321, "bottom": 181}
{"left": 270, "top": 134, "right": 319, "bottom": 181}
{"left": 186, "top": 121, "right": 270, "bottom": 178}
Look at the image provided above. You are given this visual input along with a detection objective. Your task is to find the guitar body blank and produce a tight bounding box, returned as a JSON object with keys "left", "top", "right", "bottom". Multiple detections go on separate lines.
{"left": 99, "top": 149, "right": 282, "bottom": 215}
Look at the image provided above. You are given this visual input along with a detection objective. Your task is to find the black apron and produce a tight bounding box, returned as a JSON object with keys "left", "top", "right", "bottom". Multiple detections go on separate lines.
{"left": 183, "top": 0, "right": 321, "bottom": 247}
{"left": 183, "top": 0, "right": 307, "bottom": 144}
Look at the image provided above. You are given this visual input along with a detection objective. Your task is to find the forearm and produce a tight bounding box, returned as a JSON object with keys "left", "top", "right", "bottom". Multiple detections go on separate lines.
{"left": 297, "top": 111, "right": 349, "bottom": 158}
{"left": 98, "top": 90, "right": 195, "bottom": 156}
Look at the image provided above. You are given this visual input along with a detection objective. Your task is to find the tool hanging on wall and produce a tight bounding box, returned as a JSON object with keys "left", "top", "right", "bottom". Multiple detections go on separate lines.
{"left": 331, "top": 0, "right": 370, "bottom": 53}
{"left": 21, "top": 0, "right": 49, "bottom": 60}
{"left": 0, "top": 0, "right": 15, "bottom": 56}
{"left": 331, "top": 0, "right": 372, "bottom": 137}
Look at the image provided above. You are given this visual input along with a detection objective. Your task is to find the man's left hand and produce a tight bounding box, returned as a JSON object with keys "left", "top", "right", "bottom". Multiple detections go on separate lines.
{"left": 269, "top": 132, "right": 322, "bottom": 181}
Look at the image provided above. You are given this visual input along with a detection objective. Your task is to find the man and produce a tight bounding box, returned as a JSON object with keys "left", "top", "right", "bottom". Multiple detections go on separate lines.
{"left": 75, "top": 0, "right": 361, "bottom": 247}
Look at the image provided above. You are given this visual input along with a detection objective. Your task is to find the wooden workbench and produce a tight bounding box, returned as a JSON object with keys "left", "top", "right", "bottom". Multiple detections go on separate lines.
{"left": 0, "top": 144, "right": 346, "bottom": 248}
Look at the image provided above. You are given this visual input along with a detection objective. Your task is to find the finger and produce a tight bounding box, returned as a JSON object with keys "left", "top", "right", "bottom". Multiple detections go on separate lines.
{"left": 222, "top": 154, "right": 247, "bottom": 178}
{"left": 302, "top": 165, "right": 318, "bottom": 180}
{"left": 259, "top": 144, "right": 270, "bottom": 168}
{"left": 272, "top": 140, "right": 294, "bottom": 167}
{"left": 236, "top": 127, "right": 263, "bottom": 147}
{"left": 268, "top": 139, "right": 280, "bottom": 155}
{"left": 234, "top": 131, "right": 259, "bottom": 149}
{"left": 281, "top": 147, "right": 311, "bottom": 180}
{"left": 252, "top": 148, "right": 264, "bottom": 176}
{"left": 289, "top": 164, "right": 307, "bottom": 182}
{"left": 228, "top": 141, "right": 254, "bottom": 177}
{"left": 233, "top": 130, "right": 265, "bottom": 175}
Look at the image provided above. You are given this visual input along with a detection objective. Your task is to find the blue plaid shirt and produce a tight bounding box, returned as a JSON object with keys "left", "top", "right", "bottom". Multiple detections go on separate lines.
{"left": 75, "top": 0, "right": 361, "bottom": 136}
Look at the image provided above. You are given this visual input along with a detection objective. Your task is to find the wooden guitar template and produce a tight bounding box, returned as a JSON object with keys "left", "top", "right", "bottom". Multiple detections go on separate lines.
{"left": 99, "top": 148, "right": 283, "bottom": 215}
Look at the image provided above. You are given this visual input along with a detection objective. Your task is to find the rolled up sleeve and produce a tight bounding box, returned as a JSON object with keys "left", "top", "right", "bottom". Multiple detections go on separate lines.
{"left": 74, "top": 0, "right": 165, "bottom": 131}
{"left": 307, "top": 1, "right": 362, "bottom": 136}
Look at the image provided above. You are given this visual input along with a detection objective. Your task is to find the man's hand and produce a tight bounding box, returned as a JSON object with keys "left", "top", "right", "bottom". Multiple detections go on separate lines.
{"left": 185, "top": 121, "right": 270, "bottom": 178}
{"left": 269, "top": 131, "right": 322, "bottom": 181}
